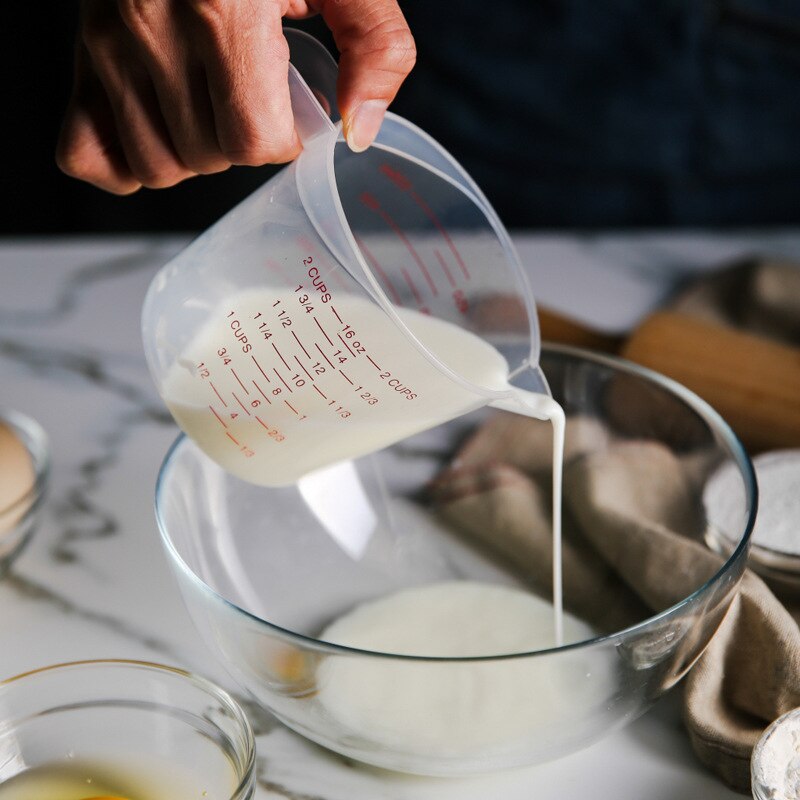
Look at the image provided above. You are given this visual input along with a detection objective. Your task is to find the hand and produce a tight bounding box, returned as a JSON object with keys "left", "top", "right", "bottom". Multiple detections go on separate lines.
{"left": 56, "top": 0, "right": 415, "bottom": 194}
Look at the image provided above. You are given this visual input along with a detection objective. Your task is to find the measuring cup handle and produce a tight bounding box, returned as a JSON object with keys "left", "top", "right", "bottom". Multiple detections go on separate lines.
{"left": 285, "top": 28, "right": 340, "bottom": 145}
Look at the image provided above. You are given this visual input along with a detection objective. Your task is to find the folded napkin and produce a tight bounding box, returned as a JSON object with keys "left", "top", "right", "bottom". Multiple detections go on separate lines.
{"left": 670, "top": 259, "right": 800, "bottom": 346}
{"left": 429, "top": 412, "right": 800, "bottom": 794}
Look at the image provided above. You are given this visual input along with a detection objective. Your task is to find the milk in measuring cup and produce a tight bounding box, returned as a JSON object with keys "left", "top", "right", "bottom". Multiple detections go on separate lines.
{"left": 161, "top": 287, "right": 554, "bottom": 486}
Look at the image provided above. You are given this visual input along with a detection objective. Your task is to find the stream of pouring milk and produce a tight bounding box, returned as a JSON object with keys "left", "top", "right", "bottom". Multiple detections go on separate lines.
{"left": 162, "top": 289, "right": 566, "bottom": 644}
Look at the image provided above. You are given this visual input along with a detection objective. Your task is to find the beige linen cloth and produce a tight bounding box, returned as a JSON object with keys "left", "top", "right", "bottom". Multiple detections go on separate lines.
{"left": 429, "top": 260, "right": 800, "bottom": 794}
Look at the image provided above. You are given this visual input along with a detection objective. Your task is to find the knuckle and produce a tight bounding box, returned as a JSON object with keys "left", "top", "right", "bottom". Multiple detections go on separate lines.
{"left": 80, "top": 10, "right": 119, "bottom": 60}
{"left": 56, "top": 138, "right": 141, "bottom": 194}
{"left": 134, "top": 161, "right": 189, "bottom": 189}
{"left": 184, "top": 0, "right": 228, "bottom": 29}
{"left": 55, "top": 121, "right": 100, "bottom": 180}
{"left": 221, "top": 140, "right": 271, "bottom": 166}
{"left": 377, "top": 27, "right": 417, "bottom": 75}
{"left": 55, "top": 125, "right": 82, "bottom": 177}
{"left": 55, "top": 144, "right": 87, "bottom": 181}
{"left": 182, "top": 151, "right": 230, "bottom": 175}
{"left": 220, "top": 124, "right": 293, "bottom": 166}
{"left": 384, "top": 33, "right": 417, "bottom": 76}
{"left": 116, "top": 0, "right": 160, "bottom": 39}
{"left": 359, "top": 12, "right": 417, "bottom": 75}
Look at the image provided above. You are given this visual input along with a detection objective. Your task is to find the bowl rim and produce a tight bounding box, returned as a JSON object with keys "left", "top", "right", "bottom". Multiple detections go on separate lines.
{"left": 0, "top": 658, "right": 256, "bottom": 800}
{"left": 734, "top": 448, "right": 800, "bottom": 572}
{"left": 154, "top": 343, "right": 757, "bottom": 662}
{"left": 0, "top": 407, "right": 49, "bottom": 524}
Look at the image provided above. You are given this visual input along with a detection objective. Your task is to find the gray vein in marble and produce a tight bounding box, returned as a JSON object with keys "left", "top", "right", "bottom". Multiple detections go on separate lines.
{"left": 0, "top": 246, "right": 165, "bottom": 322}
{"left": 3, "top": 569, "right": 187, "bottom": 662}
{"left": 0, "top": 338, "right": 170, "bottom": 423}
{"left": 2, "top": 569, "right": 282, "bottom": 737}
{"left": 49, "top": 407, "right": 158, "bottom": 564}
{"left": 0, "top": 334, "right": 176, "bottom": 561}
{"left": 256, "top": 774, "right": 328, "bottom": 800}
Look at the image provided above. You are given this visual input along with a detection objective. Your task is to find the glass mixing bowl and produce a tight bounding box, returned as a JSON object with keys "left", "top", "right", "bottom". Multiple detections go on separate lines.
{"left": 0, "top": 659, "right": 256, "bottom": 798}
{"left": 155, "top": 345, "right": 756, "bottom": 776}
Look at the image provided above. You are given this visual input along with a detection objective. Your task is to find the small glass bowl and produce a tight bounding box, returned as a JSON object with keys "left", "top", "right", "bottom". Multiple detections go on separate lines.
{"left": 155, "top": 346, "right": 756, "bottom": 776}
{"left": 0, "top": 408, "right": 49, "bottom": 575}
{"left": 0, "top": 660, "right": 256, "bottom": 799}
{"left": 751, "top": 707, "right": 800, "bottom": 800}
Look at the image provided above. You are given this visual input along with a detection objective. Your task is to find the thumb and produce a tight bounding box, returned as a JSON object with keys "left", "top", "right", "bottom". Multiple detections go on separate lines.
{"left": 319, "top": 0, "right": 416, "bottom": 152}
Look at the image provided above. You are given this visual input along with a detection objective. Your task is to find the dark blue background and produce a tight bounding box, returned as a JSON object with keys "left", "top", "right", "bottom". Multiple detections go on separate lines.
{"left": 3, "top": 0, "right": 799, "bottom": 232}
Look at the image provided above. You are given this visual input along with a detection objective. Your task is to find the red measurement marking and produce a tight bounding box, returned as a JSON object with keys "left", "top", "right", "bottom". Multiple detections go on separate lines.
{"left": 230, "top": 368, "right": 249, "bottom": 394}
{"left": 330, "top": 305, "right": 343, "bottom": 324}
{"left": 296, "top": 234, "right": 348, "bottom": 291}
{"left": 232, "top": 392, "right": 252, "bottom": 416}
{"left": 339, "top": 369, "right": 354, "bottom": 386}
{"left": 379, "top": 162, "right": 412, "bottom": 190}
{"left": 251, "top": 355, "right": 271, "bottom": 382}
{"left": 285, "top": 400, "right": 299, "bottom": 415}
{"left": 294, "top": 355, "right": 314, "bottom": 382}
{"left": 273, "top": 368, "right": 292, "bottom": 393}
{"left": 377, "top": 162, "right": 470, "bottom": 281}
{"left": 366, "top": 355, "right": 381, "bottom": 371}
{"left": 314, "top": 316, "right": 334, "bottom": 346}
{"left": 209, "top": 405, "right": 227, "bottom": 428}
{"left": 314, "top": 384, "right": 328, "bottom": 400}
{"left": 401, "top": 267, "right": 424, "bottom": 307}
{"left": 434, "top": 248, "right": 456, "bottom": 288}
{"left": 337, "top": 333, "right": 355, "bottom": 357}
{"left": 408, "top": 188, "right": 471, "bottom": 280}
{"left": 291, "top": 331, "right": 310, "bottom": 358}
{"left": 272, "top": 343, "right": 290, "bottom": 370}
{"left": 315, "top": 342, "right": 334, "bottom": 368}
{"left": 253, "top": 381, "right": 272, "bottom": 404}
{"left": 209, "top": 382, "right": 227, "bottom": 407}
{"left": 226, "top": 431, "right": 240, "bottom": 446}
{"left": 361, "top": 193, "right": 438, "bottom": 296}
{"left": 354, "top": 235, "right": 403, "bottom": 305}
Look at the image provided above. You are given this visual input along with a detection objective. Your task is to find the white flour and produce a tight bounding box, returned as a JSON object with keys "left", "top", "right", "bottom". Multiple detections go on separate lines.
{"left": 316, "top": 581, "right": 601, "bottom": 755}
{"left": 752, "top": 708, "right": 800, "bottom": 800}
{"left": 704, "top": 449, "right": 800, "bottom": 555}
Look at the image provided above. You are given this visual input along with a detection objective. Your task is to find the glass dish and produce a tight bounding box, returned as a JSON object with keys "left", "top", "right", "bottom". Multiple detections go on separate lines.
{"left": 0, "top": 659, "right": 255, "bottom": 798}
{"left": 751, "top": 706, "right": 800, "bottom": 800}
{"left": 0, "top": 408, "right": 48, "bottom": 575}
{"left": 155, "top": 345, "right": 756, "bottom": 776}
{"left": 705, "top": 448, "right": 800, "bottom": 598}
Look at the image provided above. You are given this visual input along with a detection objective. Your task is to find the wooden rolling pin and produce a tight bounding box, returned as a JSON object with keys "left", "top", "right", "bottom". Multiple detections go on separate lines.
{"left": 538, "top": 308, "right": 623, "bottom": 353}
{"left": 620, "top": 312, "right": 800, "bottom": 453}
{"left": 538, "top": 306, "right": 800, "bottom": 452}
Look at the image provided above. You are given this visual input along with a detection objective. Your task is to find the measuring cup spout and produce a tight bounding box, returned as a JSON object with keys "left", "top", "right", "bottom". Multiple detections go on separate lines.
{"left": 489, "top": 363, "right": 552, "bottom": 418}
{"left": 285, "top": 29, "right": 340, "bottom": 146}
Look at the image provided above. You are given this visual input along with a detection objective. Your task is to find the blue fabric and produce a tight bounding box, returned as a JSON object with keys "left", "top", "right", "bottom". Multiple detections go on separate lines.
{"left": 393, "top": 0, "right": 800, "bottom": 227}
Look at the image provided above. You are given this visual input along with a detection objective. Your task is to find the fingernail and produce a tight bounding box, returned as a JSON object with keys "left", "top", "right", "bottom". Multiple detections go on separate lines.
{"left": 345, "top": 100, "right": 387, "bottom": 153}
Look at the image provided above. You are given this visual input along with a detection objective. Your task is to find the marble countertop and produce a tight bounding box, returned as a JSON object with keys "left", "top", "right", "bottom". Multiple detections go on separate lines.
{"left": 2, "top": 232, "right": 798, "bottom": 799}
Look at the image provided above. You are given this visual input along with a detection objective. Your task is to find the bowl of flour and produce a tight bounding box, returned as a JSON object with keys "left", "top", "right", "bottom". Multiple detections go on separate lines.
{"left": 705, "top": 449, "right": 800, "bottom": 595}
{"left": 752, "top": 707, "right": 800, "bottom": 800}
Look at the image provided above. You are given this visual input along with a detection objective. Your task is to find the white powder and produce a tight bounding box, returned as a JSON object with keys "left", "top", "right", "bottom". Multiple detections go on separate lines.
{"left": 752, "top": 708, "right": 800, "bottom": 800}
{"left": 704, "top": 449, "right": 800, "bottom": 555}
{"left": 315, "top": 581, "right": 607, "bottom": 757}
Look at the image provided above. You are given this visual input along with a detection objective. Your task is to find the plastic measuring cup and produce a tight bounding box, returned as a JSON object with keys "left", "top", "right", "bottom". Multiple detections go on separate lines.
{"left": 142, "top": 29, "right": 549, "bottom": 486}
